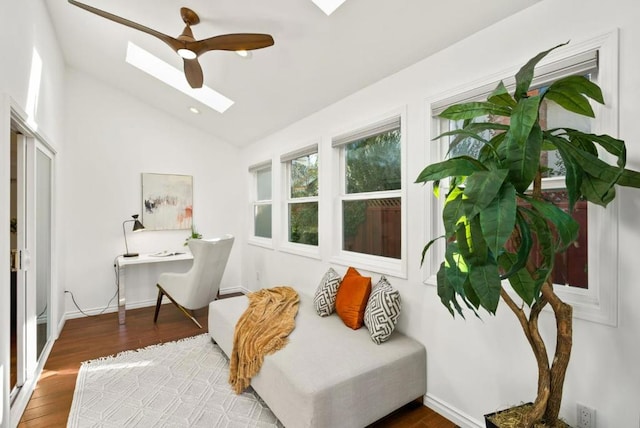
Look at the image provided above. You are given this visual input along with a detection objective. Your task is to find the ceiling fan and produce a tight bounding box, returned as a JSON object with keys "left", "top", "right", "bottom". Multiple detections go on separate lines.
{"left": 68, "top": 0, "right": 274, "bottom": 89}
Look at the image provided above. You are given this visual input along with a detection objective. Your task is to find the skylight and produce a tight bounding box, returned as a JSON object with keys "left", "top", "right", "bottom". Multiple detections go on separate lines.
{"left": 125, "top": 42, "right": 234, "bottom": 114}
{"left": 311, "top": 0, "right": 347, "bottom": 15}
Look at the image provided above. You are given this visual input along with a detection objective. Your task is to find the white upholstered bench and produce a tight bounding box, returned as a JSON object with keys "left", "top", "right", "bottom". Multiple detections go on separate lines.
{"left": 208, "top": 291, "right": 426, "bottom": 428}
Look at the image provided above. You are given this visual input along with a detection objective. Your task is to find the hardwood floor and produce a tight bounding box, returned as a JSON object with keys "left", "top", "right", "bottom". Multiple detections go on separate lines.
{"left": 18, "top": 298, "right": 457, "bottom": 428}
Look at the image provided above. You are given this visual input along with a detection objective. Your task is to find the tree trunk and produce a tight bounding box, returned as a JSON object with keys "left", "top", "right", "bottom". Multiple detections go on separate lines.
{"left": 541, "top": 280, "right": 573, "bottom": 425}
{"left": 502, "top": 280, "right": 573, "bottom": 427}
{"left": 499, "top": 172, "right": 573, "bottom": 427}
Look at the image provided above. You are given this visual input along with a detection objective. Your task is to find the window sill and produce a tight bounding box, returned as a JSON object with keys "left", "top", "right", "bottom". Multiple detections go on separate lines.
{"left": 331, "top": 251, "right": 406, "bottom": 279}
{"left": 248, "top": 237, "right": 274, "bottom": 250}
{"left": 279, "top": 242, "right": 321, "bottom": 260}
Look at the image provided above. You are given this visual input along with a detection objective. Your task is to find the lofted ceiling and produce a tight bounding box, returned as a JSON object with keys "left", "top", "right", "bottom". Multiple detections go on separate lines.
{"left": 45, "top": 0, "right": 540, "bottom": 146}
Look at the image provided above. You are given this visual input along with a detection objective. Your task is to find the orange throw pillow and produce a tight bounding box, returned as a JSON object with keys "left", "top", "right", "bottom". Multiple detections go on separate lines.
{"left": 335, "top": 267, "right": 372, "bottom": 329}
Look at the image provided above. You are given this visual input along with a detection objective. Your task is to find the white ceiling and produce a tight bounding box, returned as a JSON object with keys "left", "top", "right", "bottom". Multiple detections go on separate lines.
{"left": 44, "top": 0, "right": 540, "bottom": 146}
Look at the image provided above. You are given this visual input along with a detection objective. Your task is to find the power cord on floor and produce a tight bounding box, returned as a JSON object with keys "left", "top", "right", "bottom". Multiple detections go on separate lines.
{"left": 64, "top": 255, "right": 120, "bottom": 317}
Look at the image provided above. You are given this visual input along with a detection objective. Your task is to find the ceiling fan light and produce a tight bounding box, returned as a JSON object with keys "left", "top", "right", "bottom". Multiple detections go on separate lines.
{"left": 235, "top": 50, "right": 252, "bottom": 59}
{"left": 177, "top": 48, "right": 197, "bottom": 60}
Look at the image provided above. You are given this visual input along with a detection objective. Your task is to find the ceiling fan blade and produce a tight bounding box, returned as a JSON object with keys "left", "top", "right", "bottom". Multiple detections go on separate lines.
{"left": 68, "top": 0, "right": 182, "bottom": 51}
{"left": 190, "top": 34, "right": 274, "bottom": 56}
{"left": 183, "top": 58, "right": 204, "bottom": 88}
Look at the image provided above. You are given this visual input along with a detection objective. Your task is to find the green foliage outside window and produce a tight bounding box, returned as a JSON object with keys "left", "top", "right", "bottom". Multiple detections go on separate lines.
{"left": 289, "top": 202, "right": 318, "bottom": 245}
{"left": 291, "top": 155, "right": 318, "bottom": 198}
{"left": 345, "top": 130, "right": 401, "bottom": 194}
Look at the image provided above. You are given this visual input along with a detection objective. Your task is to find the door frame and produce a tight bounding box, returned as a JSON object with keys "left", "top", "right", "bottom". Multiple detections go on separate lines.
{"left": 1, "top": 94, "right": 58, "bottom": 427}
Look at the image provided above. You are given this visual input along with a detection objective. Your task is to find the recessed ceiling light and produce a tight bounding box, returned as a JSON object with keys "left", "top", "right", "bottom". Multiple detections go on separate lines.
{"left": 189, "top": 106, "right": 200, "bottom": 114}
{"left": 311, "top": 0, "right": 347, "bottom": 15}
{"left": 125, "top": 42, "right": 234, "bottom": 114}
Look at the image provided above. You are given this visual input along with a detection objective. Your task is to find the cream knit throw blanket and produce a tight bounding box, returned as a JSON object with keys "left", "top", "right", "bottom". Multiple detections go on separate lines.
{"left": 229, "top": 286, "right": 299, "bottom": 394}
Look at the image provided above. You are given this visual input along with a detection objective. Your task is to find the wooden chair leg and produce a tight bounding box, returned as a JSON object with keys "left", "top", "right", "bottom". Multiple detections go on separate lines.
{"left": 156, "top": 285, "right": 203, "bottom": 329}
{"left": 153, "top": 286, "right": 164, "bottom": 323}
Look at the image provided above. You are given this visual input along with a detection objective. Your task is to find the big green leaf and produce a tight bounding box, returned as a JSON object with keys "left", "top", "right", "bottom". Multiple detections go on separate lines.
{"left": 527, "top": 198, "right": 579, "bottom": 251}
{"left": 566, "top": 131, "right": 626, "bottom": 168}
{"left": 437, "top": 262, "right": 463, "bottom": 317}
{"left": 480, "top": 183, "right": 517, "bottom": 257}
{"left": 506, "top": 96, "right": 543, "bottom": 192}
{"left": 499, "top": 210, "right": 533, "bottom": 280}
{"left": 545, "top": 75, "right": 604, "bottom": 117}
{"left": 416, "top": 156, "right": 486, "bottom": 184}
{"left": 553, "top": 143, "right": 583, "bottom": 212}
{"left": 510, "top": 95, "right": 542, "bottom": 143}
{"left": 551, "top": 136, "right": 622, "bottom": 204}
{"left": 456, "top": 217, "right": 489, "bottom": 265}
{"left": 581, "top": 175, "right": 616, "bottom": 206}
{"left": 515, "top": 207, "right": 554, "bottom": 294}
{"left": 618, "top": 169, "right": 640, "bottom": 188}
{"left": 440, "top": 102, "right": 512, "bottom": 120}
{"left": 514, "top": 42, "right": 567, "bottom": 100}
{"left": 553, "top": 75, "right": 604, "bottom": 103}
{"left": 468, "top": 262, "right": 502, "bottom": 314}
{"left": 499, "top": 252, "right": 536, "bottom": 305}
{"left": 444, "top": 242, "right": 469, "bottom": 295}
{"left": 551, "top": 135, "right": 621, "bottom": 180}
{"left": 463, "top": 278, "right": 481, "bottom": 312}
{"left": 463, "top": 169, "right": 509, "bottom": 219}
{"left": 442, "top": 189, "right": 467, "bottom": 237}
{"left": 420, "top": 235, "right": 445, "bottom": 266}
{"left": 488, "top": 81, "right": 517, "bottom": 108}
{"left": 521, "top": 206, "right": 555, "bottom": 273}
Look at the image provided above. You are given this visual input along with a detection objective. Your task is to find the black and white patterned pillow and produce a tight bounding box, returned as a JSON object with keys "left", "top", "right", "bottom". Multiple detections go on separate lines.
{"left": 313, "top": 268, "right": 342, "bottom": 316}
{"left": 364, "top": 276, "right": 401, "bottom": 344}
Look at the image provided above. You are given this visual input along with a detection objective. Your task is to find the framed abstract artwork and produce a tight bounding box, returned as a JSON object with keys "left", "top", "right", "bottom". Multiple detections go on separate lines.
{"left": 142, "top": 173, "right": 193, "bottom": 230}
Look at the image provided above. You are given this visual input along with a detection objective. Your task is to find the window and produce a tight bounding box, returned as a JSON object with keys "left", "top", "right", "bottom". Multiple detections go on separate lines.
{"left": 250, "top": 162, "right": 272, "bottom": 240}
{"left": 282, "top": 145, "right": 319, "bottom": 246}
{"left": 427, "top": 32, "right": 620, "bottom": 325}
{"left": 442, "top": 79, "right": 594, "bottom": 289}
{"left": 333, "top": 117, "right": 402, "bottom": 260}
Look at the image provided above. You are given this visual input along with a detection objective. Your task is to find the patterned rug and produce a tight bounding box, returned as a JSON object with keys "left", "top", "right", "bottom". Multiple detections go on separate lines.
{"left": 67, "top": 334, "right": 282, "bottom": 427}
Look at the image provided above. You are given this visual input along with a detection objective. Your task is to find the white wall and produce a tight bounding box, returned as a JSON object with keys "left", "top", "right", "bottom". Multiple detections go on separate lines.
{"left": 240, "top": 0, "right": 640, "bottom": 427}
{"left": 60, "top": 70, "right": 245, "bottom": 316}
{"left": 0, "top": 0, "right": 66, "bottom": 426}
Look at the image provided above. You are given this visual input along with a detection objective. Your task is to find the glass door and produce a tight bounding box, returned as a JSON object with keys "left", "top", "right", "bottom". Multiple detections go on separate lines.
{"left": 8, "top": 126, "right": 53, "bottom": 410}
{"left": 34, "top": 145, "right": 52, "bottom": 360}
{"left": 10, "top": 130, "right": 27, "bottom": 401}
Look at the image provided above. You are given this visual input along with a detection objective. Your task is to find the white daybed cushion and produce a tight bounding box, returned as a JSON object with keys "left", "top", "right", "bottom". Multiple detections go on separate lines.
{"left": 209, "top": 292, "right": 426, "bottom": 428}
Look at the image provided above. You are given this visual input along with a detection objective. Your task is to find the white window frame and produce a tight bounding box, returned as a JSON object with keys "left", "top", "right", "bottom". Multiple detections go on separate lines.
{"left": 248, "top": 160, "right": 274, "bottom": 248}
{"left": 280, "top": 143, "right": 321, "bottom": 259}
{"left": 423, "top": 30, "right": 620, "bottom": 326}
{"left": 330, "top": 109, "right": 408, "bottom": 278}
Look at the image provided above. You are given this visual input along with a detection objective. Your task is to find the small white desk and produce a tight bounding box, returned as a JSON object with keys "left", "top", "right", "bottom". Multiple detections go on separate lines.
{"left": 115, "top": 252, "right": 194, "bottom": 324}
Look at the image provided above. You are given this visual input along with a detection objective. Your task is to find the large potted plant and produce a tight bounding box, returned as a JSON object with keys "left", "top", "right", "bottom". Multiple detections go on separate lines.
{"left": 417, "top": 43, "right": 640, "bottom": 427}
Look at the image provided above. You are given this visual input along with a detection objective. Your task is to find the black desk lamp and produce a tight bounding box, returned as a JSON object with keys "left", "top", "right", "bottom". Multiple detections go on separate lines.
{"left": 122, "top": 214, "right": 145, "bottom": 257}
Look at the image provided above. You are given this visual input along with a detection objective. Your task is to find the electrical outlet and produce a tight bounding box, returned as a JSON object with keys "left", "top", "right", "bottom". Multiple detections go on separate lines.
{"left": 577, "top": 403, "right": 596, "bottom": 428}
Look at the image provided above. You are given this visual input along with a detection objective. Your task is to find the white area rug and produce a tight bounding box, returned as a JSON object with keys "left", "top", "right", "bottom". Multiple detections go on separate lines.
{"left": 67, "top": 334, "right": 283, "bottom": 427}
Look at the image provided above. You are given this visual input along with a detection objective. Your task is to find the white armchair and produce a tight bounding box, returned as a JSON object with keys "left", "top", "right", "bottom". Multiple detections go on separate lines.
{"left": 153, "top": 234, "right": 234, "bottom": 328}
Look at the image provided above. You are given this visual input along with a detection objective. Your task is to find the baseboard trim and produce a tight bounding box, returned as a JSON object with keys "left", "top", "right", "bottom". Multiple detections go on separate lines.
{"left": 220, "top": 286, "right": 249, "bottom": 295}
{"left": 424, "top": 393, "right": 483, "bottom": 428}
{"left": 65, "top": 288, "right": 250, "bottom": 320}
